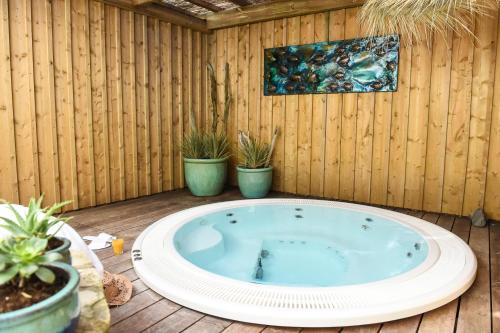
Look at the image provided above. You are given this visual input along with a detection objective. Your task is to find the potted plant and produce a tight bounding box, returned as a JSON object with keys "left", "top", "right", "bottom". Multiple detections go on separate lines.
{"left": 0, "top": 237, "right": 80, "bottom": 333}
{"left": 0, "top": 197, "right": 73, "bottom": 264}
{"left": 182, "top": 63, "right": 232, "bottom": 197}
{"left": 237, "top": 128, "right": 279, "bottom": 198}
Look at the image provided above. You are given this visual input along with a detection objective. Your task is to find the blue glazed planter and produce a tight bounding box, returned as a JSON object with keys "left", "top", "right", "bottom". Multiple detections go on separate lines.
{"left": 47, "top": 237, "right": 72, "bottom": 265}
{"left": 184, "top": 157, "right": 229, "bottom": 197}
{"left": 237, "top": 166, "right": 273, "bottom": 199}
{"left": 0, "top": 262, "right": 80, "bottom": 333}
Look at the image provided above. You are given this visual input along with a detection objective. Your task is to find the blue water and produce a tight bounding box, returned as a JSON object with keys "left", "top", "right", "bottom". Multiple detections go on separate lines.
{"left": 174, "top": 204, "right": 428, "bottom": 287}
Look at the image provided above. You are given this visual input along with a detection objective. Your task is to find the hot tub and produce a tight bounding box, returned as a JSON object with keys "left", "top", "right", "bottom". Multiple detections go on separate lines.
{"left": 132, "top": 199, "right": 476, "bottom": 327}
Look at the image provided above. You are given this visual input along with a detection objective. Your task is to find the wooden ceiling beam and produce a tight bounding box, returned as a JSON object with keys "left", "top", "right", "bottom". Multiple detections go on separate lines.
{"left": 144, "top": 3, "right": 208, "bottom": 31}
{"left": 185, "top": 0, "right": 223, "bottom": 12}
{"left": 133, "top": 0, "right": 160, "bottom": 5}
{"left": 207, "top": 0, "right": 365, "bottom": 30}
{"left": 97, "top": 0, "right": 208, "bottom": 31}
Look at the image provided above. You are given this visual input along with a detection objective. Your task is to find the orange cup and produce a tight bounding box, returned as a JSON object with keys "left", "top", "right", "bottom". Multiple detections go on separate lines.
{"left": 112, "top": 238, "right": 124, "bottom": 256}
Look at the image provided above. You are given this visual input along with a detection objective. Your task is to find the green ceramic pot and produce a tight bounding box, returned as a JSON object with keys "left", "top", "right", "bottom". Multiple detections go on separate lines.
{"left": 184, "top": 157, "right": 229, "bottom": 196}
{"left": 237, "top": 166, "right": 273, "bottom": 199}
{"left": 47, "top": 237, "right": 72, "bottom": 265}
{"left": 0, "top": 262, "right": 80, "bottom": 333}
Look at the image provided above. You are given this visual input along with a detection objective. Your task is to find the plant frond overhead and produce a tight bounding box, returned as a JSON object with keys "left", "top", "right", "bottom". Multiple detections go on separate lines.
{"left": 358, "top": 0, "right": 499, "bottom": 44}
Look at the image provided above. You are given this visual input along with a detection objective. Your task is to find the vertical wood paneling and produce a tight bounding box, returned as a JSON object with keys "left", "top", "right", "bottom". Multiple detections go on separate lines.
{"left": 226, "top": 27, "right": 239, "bottom": 184}
{"left": 89, "top": 0, "right": 110, "bottom": 205}
{"left": 387, "top": 42, "right": 411, "bottom": 207}
{"left": 0, "top": 0, "right": 203, "bottom": 210}
{"left": 338, "top": 8, "right": 359, "bottom": 200}
{"left": 182, "top": 27, "right": 193, "bottom": 134}
{"left": 159, "top": 22, "right": 173, "bottom": 191}
{"left": 171, "top": 24, "right": 183, "bottom": 189}
{"left": 121, "top": 9, "right": 138, "bottom": 199}
{"left": 260, "top": 21, "right": 274, "bottom": 142}
{"left": 10, "top": 0, "right": 39, "bottom": 205}
{"left": 135, "top": 14, "right": 150, "bottom": 196}
{"left": 271, "top": 19, "right": 286, "bottom": 192}
{"left": 248, "top": 23, "right": 261, "bottom": 137}
{"left": 370, "top": 91, "right": 392, "bottom": 205}
{"left": 105, "top": 5, "right": 125, "bottom": 202}
{"left": 353, "top": 21, "right": 375, "bottom": 203}
{"left": 209, "top": 8, "right": 500, "bottom": 219}
{"left": 296, "top": 14, "right": 314, "bottom": 195}
{"left": 404, "top": 33, "right": 432, "bottom": 210}
{"left": 323, "top": 10, "right": 344, "bottom": 199}
{"left": 283, "top": 17, "right": 299, "bottom": 194}
{"left": 53, "top": 0, "right": 78, "bottom": 210}
{"left": 72, "top": 0, "right": 95, "bottom": 207}
{"left": 215, "top": 28, "right": 227, "bottom": 135}
{"left": 206, "top": 32, "right": 217, "bottom": 133}
{"left": 2, "top": 0, "right": 500, "bottom": 220}
{"left": 485, "top": 18, "right": 500, "bottom": 215}
{"left": 192, "top": 31, "right": 202, "bottom": 129}
{"left": 237, "top": 25, "right": 249, "bottom": 140}
{"left": 32, "top": 0, "right": 60, "bottom": 206}
{"left": 148, "top": 17, "right": 162, "bottom": 194}
{"left": 441, "top": 29, "right": 474, "bottom": 215}
{"left": 310, "top": 12, "right": 328, "bottom": 197}
{"left": 463, "top": 13, "right": 499, "bottom": 215}
{"left": 423, "top": 32, "right": 452, "bottom": 212}
{"left": 0, "top": 0, "right": 18, "bottom": 203}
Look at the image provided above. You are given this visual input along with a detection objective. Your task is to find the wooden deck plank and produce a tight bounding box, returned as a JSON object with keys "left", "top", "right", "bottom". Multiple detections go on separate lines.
{"left": 456, "top": 225, "right": 491, "bottom": 333}
{"left": 340, "top": 324, "right": 380, "bottom": 333}
{"left": 68, "top": 189, "right": 496, "bottom": 333}
{"left": 110, "top": 289, "right": 162, "bottom": 325}
{"left": 143, "top": 307, "right": 204, "bottom": 332}
{"left": 379, "top": 316, "right": 420, "bottom": 333}
{"left": 183, "top": 316, "right": 233, "bottom": 333}
{"left": 110, "top": 299, "right": 180, "bottom": 332}
{"left": 262, "top": 327, "right": 301, "bottom": 333}
{"left": 222, "top": 322, "right": 265, "bottom": 333}
{"left": 418, "top": 216, "right": 470, "bottom": 333}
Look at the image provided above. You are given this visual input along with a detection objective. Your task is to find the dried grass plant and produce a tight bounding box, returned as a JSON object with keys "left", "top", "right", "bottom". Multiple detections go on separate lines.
{"left": 182, "top": 63, "right": 232, "bottom": 160}
{"left": 238, "top": 128, "right": 279, "bottom": 169}
{"left": 358, "top": 0, "right": 499, "bottom": 44}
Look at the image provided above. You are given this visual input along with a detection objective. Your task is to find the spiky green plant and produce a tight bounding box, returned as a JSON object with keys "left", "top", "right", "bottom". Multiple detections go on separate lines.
{"left": 205, "top": 132, "right": 231, "bottom": 160}
{"left": 182, "top": 131, "right": 231, "bottom": 160}
{"left": 182, "top": 63, "right": 232, "bottom": 160}
{"left": 181, "top": 129, "right": 207, "bottom": 159}
{"left": 0, "top": 196, "right": 72, "bottom": 240}
{"left": 0, "top": 237, "right": 62, "bottom": 288}
{"left": 238, "top": 128, "right": 280, "bottom": 169}
{"left": 358, "top": 0, "right": 499, "bottom": 44}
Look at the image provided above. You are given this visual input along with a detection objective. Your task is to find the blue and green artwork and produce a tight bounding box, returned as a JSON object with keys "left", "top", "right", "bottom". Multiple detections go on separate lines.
{"left": 264, "top": 35, "right": 399, "bottom": 96}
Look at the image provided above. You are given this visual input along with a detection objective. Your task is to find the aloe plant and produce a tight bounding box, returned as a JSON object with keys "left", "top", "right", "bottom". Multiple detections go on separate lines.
{"left": 0, "top": 237, "right": 62, "bottom": 288}
{"left": 0, "top": 196, "right": 72, "bottom": 240}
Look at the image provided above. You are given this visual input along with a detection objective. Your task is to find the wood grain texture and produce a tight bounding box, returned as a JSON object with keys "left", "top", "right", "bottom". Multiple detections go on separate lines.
{"left": 296, "top": 14, "right": 314, "bottom": 195}
{"left": 0, "top": 0, "right": 203, "bottom": 210}
{"left": 209, "top": 8, "right": 500, "bottom": 219}
{"left": 68, "top": 189, "right": 495, "bottom": 332}
{"left": 0, "top": 0, "right": 18, "bottom": 203}
{"left": 90, "top": 0, "right": 111, "bottom": 205}
{"left": 463, "top": 12, "right": 499, "bottom": 216}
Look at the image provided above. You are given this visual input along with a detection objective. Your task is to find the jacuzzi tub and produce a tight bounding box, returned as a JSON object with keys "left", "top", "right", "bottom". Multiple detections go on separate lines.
{"left": 132, "top": 199, "right": 476, "bottom": 327}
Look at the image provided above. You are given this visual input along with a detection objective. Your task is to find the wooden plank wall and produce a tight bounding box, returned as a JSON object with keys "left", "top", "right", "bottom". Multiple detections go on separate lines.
{"left": 208, "top": 7, "right": 500, "bottom": 220}
{"left": 0, "top": 0, "right": 206, "bottom": 210}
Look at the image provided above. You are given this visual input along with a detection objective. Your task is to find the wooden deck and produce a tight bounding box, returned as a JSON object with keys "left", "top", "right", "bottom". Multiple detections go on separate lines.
{"left": 69, "top": 189, "right": 499, "bottom": 333}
